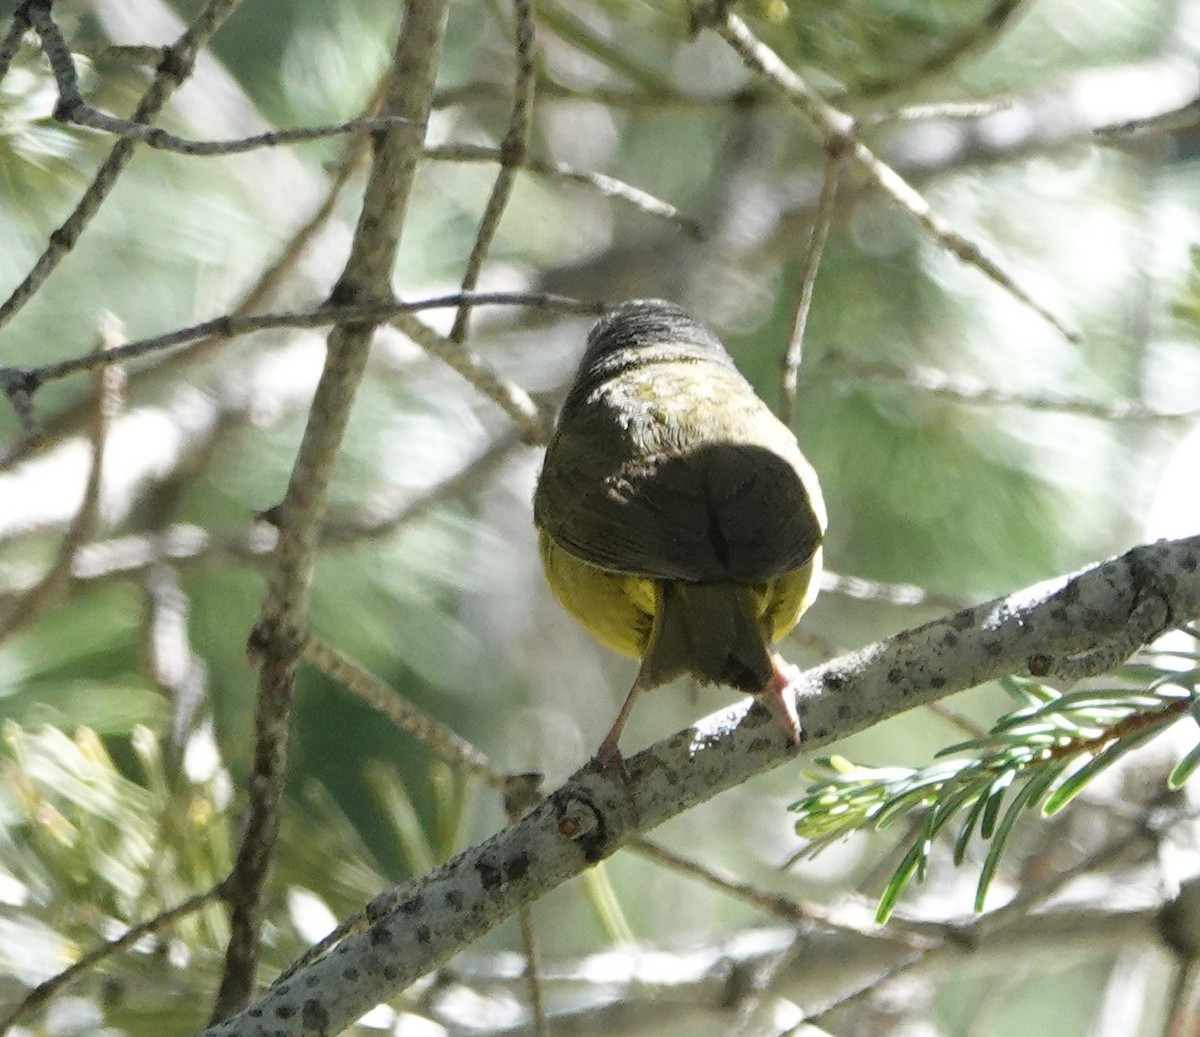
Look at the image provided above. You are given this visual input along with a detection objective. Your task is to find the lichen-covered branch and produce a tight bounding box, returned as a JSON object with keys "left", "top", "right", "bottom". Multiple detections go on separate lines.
{"left": 197, "top": 535, "right": 1200, "bottom": 1037}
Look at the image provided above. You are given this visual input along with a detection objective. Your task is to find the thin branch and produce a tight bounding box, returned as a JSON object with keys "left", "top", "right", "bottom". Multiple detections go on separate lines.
{"left": 0, "top": 0, "right": 245, "bottom": 333}
{"left": 0, "top": 317, "right": 123, "bottom": 640}
{"left": 142, "top": 563, "right": 208, "bottom": 754}
{"left": 1095, "top": 97, "right": 1200, "bottom": 139}
{"left": 426, "top": 144, "right": 702, "bottom": 236}
{"left": 23, "top": 1, "right": 415, "bottom": 153}
{"left": 210, "top": 0, "right": 451, "bottom": 1020}
{"left": 710, "top": 12, "right": 1080, "bottom": 344}
{"left": 302, "top": 635, "right": 505, "bottom": 792}
{"left": 196, "top": 535, "right": 1200, "bottom": 1037}
{"left": 630, "top": 838, "right": 928, "bottom": 946}
{"left": 88, "top": 43, "right": 169, "bottom": 66}
{"left": 0, "top": 6, "right": 31, "bottom": 84}
{"left": 828, "top": 0, "right": 1027, "bottom": 101}
{"left": 809, "top": 358, "right": 1200, "bottom": 422}
{"left": 449, "top": 0, "right": 537, "bottom": 342}
{"left": 0, "top": 880, "right": 226, "bottom": 1034}
{"left": 1, "top": 292, "right": 602, "bottom": 394}
{"left": 821, "top": 570, "right": 969, "bottom": 612}
{"left": 0, "top": 367, "right": 39, "bottom": 445}
{"left": 390, "top": 310, "right": 551, "bottom": 444}
{"left": 505, "top": 779, "right": 548, "bottom": 1037}
{"left": 62, "top": 107, "right": 415, "bottom": 154}
{"left": 924, "top": 700, "right": 989, "bottom": 739}
{"left": 780, "top": 150, "right": 842, "bottom": 424}
{"left": 863, "top": 99, "right": 1013, "bottom": 126}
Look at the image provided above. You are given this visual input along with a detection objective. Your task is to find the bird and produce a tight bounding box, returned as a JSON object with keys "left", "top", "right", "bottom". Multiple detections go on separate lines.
{"left": 533, "top": 298, "right": 826, "bottom": 759}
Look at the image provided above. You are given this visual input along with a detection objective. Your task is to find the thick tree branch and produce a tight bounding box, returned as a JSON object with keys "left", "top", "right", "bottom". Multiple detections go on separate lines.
{"left": 197, "top": 535, "right": 1200, "bottom": 1037}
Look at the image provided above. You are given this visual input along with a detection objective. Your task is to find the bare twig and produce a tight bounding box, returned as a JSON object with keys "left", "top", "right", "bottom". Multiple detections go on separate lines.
{"left": 0, "top": 317, "right": 123, "bottom": 640}
{"left": 711, "top": 12, "right": 1080, "bottom": 344}
{"left": 142, "top": 563, "right": 208, "bottom": 754}
{"left": 449, "top": 0, "right": 537, "bottom": 342}
{"left": 821, "top": 570, "right": 969, "bottom": 612}
{"left": 924, "top": 700, "right": 989, "bottom": 739}
{"left": 0, "top": 6, "right": 31, "bottom": 84}
{"left": 0, "top": 292, "right": 601, "bottom": 396}
{"left": 426, "top": 144, "right": 702, "bottom": 236}
{"left": 66, "top": 108, "right": 414, "bottom": 154}
{"left": 391, "top": 309, "right": 550, "bottom": 444}
{"left": 0, "top": 880, "right": 226, "bottom": 1034}
{"left": 24, "top": 1, "right": 414, "bottom": 154}
{"left": 504, "top": 777, "right": 548, "bottom": 1037}
{"left": 809, "top": 358, "right": 1200, "bottom": 422}
{"left": 780, "top": 151, "right": 843, "bottom": 424}
{"left": 863, "top": 99, "right": 1013, "bottom": 126}
{"left": 1095, "top": 97, "right": 1200, "bottom": 139}
{"left": 210, "top": 0, "right": 451, "bottom": 1020}
{"left": 829, "top": 0, "right": 1027, "bottom": 101}
{"left": 0, "top": 0, "right": 245, "bottom": 332}
{"left": 434, "top": 77, "right": 774, "bottom": 112}
{"left": 630, "top": 838, "right": 929, "bottom": 946}
{"left": 0, "top": 367, "right": 39, "bottom": 444}
{"left": 303, "top": 635, "right": 505, "bottom": 792}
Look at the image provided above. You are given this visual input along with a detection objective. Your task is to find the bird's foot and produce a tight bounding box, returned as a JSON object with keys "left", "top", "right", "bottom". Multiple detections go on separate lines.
{"left": 761, "top": 653, "right": 803, "bottom": 745}
{"left": 593, "top": 734, "right": 632, "bottom": 787}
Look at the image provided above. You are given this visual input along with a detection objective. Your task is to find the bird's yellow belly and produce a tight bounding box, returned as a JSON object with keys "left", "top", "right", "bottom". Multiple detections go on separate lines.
{"left": 538, "top": 530, "right": 822, "bottom": 659}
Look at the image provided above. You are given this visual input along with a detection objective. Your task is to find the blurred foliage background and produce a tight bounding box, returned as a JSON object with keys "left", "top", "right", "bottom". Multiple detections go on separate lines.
{"left": 1, "top": 0, "right": 1199, "bottom": 1034}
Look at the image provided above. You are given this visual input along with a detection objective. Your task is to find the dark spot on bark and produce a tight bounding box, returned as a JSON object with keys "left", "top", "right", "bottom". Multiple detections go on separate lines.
{"left": 837, "top": 703, "right": 851, "bottom": 719}
{"left": 275, "top": 1004, "right": 294, "bottom": 1019}
{"left": 343, "top": 967, "right": 359, "bottom": 981}
{"left": 417, "top": 925, "right": 432, "bottom": 944}
{"left": 399, "top": 894, "right": 423, "bottom": 914}
{"left": 248, "top": 1009, "right": 263, "bottom": 1018}
{"left": 302, "top": 999, "right": 330, "bottom": 1035}
{"left": 942, "top": 630, "right": 958, "bottom": 647}
{"left": 445, "top": 890, "right": 463, "bottom": 910}
{"left": 383, "top": 963, "right": 398, "bottom": 981}
{"left": 887, "top": 668, "right": 903, "bottom": 684}
{"left": 950, "top": 609, "right": 975, "bottom": 631}
{"left": 984, "top": 640, "right": 1002, "bottom": 657}
{"left": 1051, "top": 607, "right": 1068, "bottom": 623}
{"left": 1059, "top": 580, "right": 1081, "bottom": 604}
{"left": 305, "top": 974, "right": 319, "bottom": 988}
{"left": 930, "top": 676, "right": 946, "bottom": 689}
{"left": 1182, "top": 552, "right": 1197, "bottom": 572}
{"left": 370, "top": 924, "right": 392, "bottom": 945}
{"left": 507, "top": 852, "right": 530, "bottom": 882}
{"left": 476, "top": 856, "right": 504, "bottom": 889}
{"left": 823, "top": 670, "right": 846, "bottom": 690}
{"left": 1028, "top": 654, "right": 1050, "bottom": 676}
{"left": 810, "top": 727, "right": 829, "bottom": 739}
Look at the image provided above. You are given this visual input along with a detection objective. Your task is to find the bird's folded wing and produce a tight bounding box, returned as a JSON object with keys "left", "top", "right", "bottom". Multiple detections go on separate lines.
{"left": 535, "top": 431, "right": 824, "bottom": 584}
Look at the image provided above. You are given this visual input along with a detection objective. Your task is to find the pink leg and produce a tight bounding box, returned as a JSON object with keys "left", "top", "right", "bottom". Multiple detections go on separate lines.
{"left": 762, "top": 652, "right": 802, "bottom": 744}
{"left": 597, "top": 683, "right": 639, "bottom": 761}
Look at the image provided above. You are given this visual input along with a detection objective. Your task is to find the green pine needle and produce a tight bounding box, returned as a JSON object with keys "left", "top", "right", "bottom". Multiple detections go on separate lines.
{"left": 791, "top": 668, "right": 1199, "bottom": 922}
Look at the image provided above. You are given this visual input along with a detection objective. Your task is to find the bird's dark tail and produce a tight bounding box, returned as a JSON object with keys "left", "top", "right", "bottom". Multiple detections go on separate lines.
{"left": 635, "top": 582, "right": 772, "bottom": 693}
